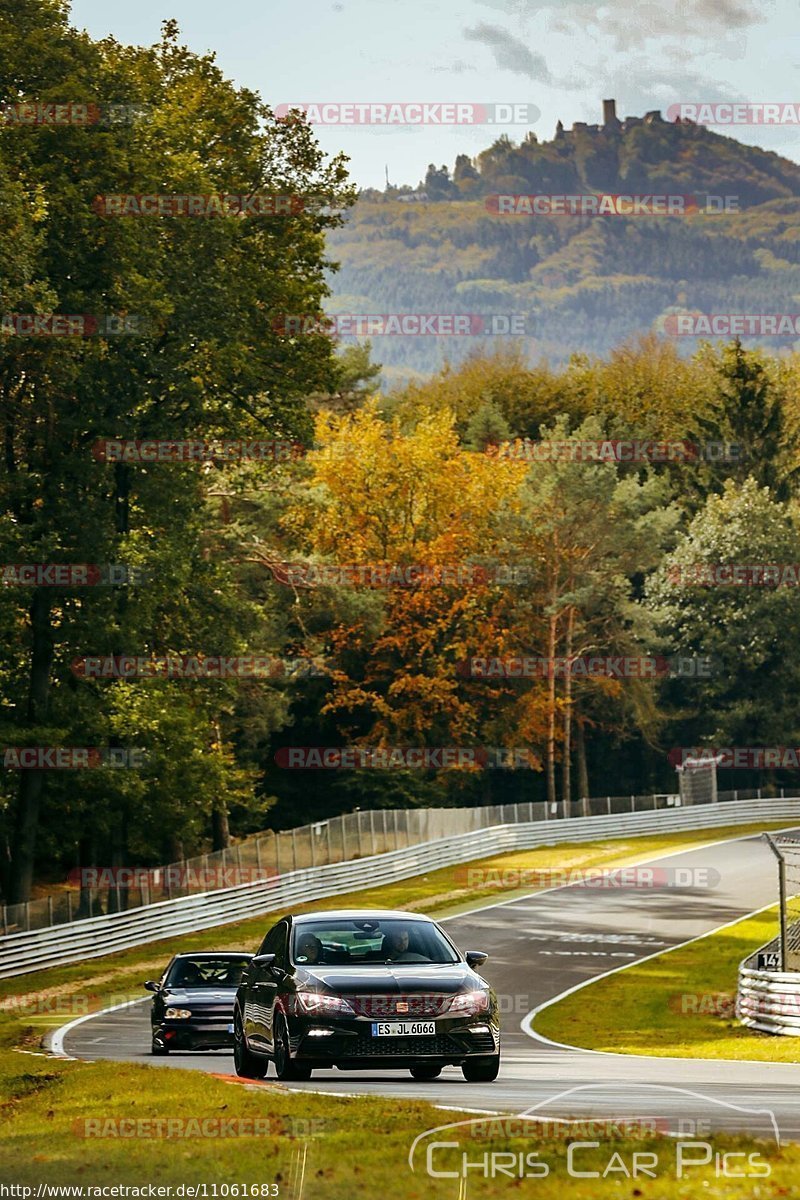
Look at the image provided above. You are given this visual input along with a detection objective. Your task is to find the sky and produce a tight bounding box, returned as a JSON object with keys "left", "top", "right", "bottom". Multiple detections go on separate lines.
{"left": 69, "top": 0, "right": 800, "bottom": 190}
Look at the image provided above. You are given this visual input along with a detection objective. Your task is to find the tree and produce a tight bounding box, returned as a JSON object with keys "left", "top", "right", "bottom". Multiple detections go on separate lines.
{"left": 0, "top": 1, "right": 353, "bottom": 900}
{"left": 507, "top": 415, "right": 679, "bottom": 809}
{"left": 646, "top": 478, "right": 800, "bottom": 753}
{"left": 280, "top": 403, "right": 528, "bottom": 803}
{"left": 691, "top": 339, "right": 800, "bottom": 501}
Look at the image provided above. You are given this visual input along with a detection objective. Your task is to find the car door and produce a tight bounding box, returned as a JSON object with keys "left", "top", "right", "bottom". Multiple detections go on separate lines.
{"left": 262, "top": 922, "right": 289, "bottom": 1052}
{"left": 246, "top": 922, "right": 288, "bottom": 1049}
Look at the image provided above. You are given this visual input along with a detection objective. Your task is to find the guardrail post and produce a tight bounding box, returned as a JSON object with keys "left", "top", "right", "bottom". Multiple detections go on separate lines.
{"left": 369, "top": 809, "right": 376, "bottom": 855}
{"left": 25, "top": 903, "right": 30, "bottom": 932}
{"left": 66, "top": 892, "right": 72, "bottom": 924}
{"left": 326, "top": 821, "right": 333, "bottom": 863}
{"left": 255, "top": 838, "right": 262, "bottom": 876}
{"left": 757, "top": 788, "right": 761, "bottom": 800}
{"left": 764, "top": 835, "right": 788, "bottom": 972}
{"left": 630, "top": 795, "right": 635, "bottom": 812}
{"left": 393, "top": 809, "right": 400, "bottom": 849}
{"left": 291, "top": 829, "right": 298, "bottom": 871}
{"left": 341, "top": 816, "right": 348, "bottom": 861}
{"left": 779, "top": 856, "right": 788, "bottom": 970}
{"left": 48, "top": 896, "right": 53, "bottom": 925}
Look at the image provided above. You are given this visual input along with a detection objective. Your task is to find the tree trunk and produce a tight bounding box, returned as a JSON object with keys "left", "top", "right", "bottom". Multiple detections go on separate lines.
{"left": 562, "top": 607, "right": 574, "bottom": 818}
{"left": 576, "top": 719, "right": 590, "bottom": 803}
{"left": 8, "top": 589, "right": 54, "bottom": 903}
{"left": 546, "top": 603, "right": 557, "bottom": 810}
{"left": 211, "top": 723, "right": 231, "bottom": 849}
{"left": 77, "top": 832, "right": 95, "bottom": 919}
{"left": 212, "top": 798, "right": 231, "bottom": 851}
{"left": 107, "top": 810, "right": 129, "bottom": 913}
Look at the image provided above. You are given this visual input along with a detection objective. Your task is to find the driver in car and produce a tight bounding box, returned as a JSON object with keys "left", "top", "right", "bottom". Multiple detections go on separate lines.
{"left": 295, "top": 934, "right": 323, "bottom": 964}
{"left": 382, "top": 929, "right": 426, "bottom": 962}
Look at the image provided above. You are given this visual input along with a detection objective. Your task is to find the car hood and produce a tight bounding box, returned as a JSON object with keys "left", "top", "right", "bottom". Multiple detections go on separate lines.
{"left": 162, "top": 988, "right": 238, "bottom": 1004}
{"left": 300, "top": 964, "right": 478, "bottom": 993}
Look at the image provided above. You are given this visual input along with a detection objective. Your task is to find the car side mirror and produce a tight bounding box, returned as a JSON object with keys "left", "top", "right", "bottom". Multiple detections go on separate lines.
{"left": 252, "top": 953, "right": 276, "bottom": 969}
{"left": 143, "top": 980, "right": 160, "bottom": 992}
{"left": 466, "top": 951, "right": 488, "bottom": 969}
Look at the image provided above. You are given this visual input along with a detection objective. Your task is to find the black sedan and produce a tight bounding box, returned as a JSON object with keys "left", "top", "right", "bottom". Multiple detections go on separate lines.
{"left": 145, "top": 951, "right": 252, "bottom": 1054}
{"left": 232, "top": 909, "right": 499, "bottom": 1082}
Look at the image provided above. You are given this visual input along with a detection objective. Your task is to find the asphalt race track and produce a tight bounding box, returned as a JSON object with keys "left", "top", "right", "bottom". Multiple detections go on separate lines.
{"left": 56, "top": 828, "right": 800, "bottom": 1139}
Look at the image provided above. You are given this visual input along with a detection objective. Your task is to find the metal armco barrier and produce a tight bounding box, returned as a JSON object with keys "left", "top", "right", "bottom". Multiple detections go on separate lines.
{"left": 738, "top": 936, "right": 800, "bottom": 1036}
{"left": 3, "top": 796, "right": 797, "bottom": 979}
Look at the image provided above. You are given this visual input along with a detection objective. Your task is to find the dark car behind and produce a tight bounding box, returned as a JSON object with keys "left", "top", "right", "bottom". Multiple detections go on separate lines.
{"left": 145, "top": 951, "right": 252, "bottom": 1054}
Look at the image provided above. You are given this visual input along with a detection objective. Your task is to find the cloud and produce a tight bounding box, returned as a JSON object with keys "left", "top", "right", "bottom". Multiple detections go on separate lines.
{"left": 474, "top": 0, "right": 765, "bottom": 49}
{"left": 593, "top": 61, "right": 745, "bottom": 116}
{"left": 462, "top": 22, "right": 553, "bottom": 82}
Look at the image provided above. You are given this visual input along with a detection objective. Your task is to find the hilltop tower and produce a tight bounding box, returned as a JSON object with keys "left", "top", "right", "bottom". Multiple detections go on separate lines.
{"left": 603, "top": 98, "right": 621, "bottom": 129}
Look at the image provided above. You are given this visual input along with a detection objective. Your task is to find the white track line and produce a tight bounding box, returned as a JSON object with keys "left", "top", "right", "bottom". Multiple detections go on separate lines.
{"left": 49, "top": 996, "right": 150, "bottom": 1058}
{"left": 520, "top": 899, "right": 800, "bottom": 1071}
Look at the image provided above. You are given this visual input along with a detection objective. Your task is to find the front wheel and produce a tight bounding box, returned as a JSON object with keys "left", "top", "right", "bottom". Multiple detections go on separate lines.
{"left": 151, "top": 1035, "right": 168, "bottom": 1056}
{"left": 273, "top": 1014, "right": 313, "bottom": 1081}
{"left": 410, "top": 1063, "right": 442, "bottom": 1080}
{"left": 462, "top": 1054, "right": 500, "bottom": 1082}
{"left": 233, "top": 1011, "right": 268, "bottom": 1079}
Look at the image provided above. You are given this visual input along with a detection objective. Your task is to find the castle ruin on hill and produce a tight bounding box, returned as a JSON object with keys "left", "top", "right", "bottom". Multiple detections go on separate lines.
{"left": 555, "top": 98, "right": 666, "bottom": 139}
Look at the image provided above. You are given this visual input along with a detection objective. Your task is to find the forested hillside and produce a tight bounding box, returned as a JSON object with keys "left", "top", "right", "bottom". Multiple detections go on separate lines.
{"left": 327, "top": 116, "right": 800, "bottom": 378}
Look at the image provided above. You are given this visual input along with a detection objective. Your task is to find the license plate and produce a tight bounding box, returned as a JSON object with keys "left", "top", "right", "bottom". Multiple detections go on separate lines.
{"left": 227, "top": 1023, "right": 234, "bottom": 1033}
{"left": 371, "top": 1021, "right": 436, "bottom": 1037}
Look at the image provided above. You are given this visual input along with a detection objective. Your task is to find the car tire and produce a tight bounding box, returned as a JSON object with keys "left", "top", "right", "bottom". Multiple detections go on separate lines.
{"left": 273, "top": 1014, "right": 313, "bottom": 1082}
{"left": 409, "top": 1063, "right": 442, "bottom": 1080}
{"left": 151, "top": 1036, "right": 169, "bottom": 1056}
{"left": 233, "top": 1010, "right": 268, "bottom": 1079}
{"left": 462, "top": 1054, "right": 500, "bottom": 1082}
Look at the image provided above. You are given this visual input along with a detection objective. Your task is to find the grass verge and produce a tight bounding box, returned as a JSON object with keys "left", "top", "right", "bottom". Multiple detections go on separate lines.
{"left": 533, "top": 904, "right": 800, "bottom": 1063}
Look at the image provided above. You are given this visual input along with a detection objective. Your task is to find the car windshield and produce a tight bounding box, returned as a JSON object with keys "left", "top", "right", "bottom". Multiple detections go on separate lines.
{"left": 166, "top": 958, "right": 249, "bottom": 988}
{"left": 291, "top": 919, "right": 459, "bottom": 966}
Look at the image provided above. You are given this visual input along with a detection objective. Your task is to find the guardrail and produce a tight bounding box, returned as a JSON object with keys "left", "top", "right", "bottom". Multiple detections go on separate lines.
{"left": 3, "top": 784, "right": 787, "bottom": 937}
{"left": 3, "top": 795, "right": 797, "bottom": 980}
{"left": 737, "top": 936, "right": 800, "bottom": 1036}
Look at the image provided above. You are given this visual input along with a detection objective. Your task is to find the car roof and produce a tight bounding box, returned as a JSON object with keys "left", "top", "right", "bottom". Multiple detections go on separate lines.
{"left": 173, "top": 951, "right": 252, "bottom": 959}
{"left": 293, "top": 910, "right": 435, "bottom": 923}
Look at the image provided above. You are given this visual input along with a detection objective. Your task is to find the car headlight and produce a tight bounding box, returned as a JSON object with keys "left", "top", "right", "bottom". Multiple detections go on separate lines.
{"left": 447, "top": 990, "right": 490, "bottom": 1017}
{"left": 164, "top": 1007, "right": 192, "bottom": 1019}
{"left": 294, "top": 990, "right": 355, "bottom": 1018}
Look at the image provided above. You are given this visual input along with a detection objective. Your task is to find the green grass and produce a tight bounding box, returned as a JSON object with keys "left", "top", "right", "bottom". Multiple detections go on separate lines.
{"left": 534, "top": 903, "right": 800, "bottom": 1064}
{"left": 0, "top": 819, "right": 796, "bottom": 1196}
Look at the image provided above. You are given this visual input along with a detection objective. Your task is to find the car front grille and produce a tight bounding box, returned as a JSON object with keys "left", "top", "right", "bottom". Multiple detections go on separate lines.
{"left": 181, "top": 1006, "right": 233, "bottom": 1025}
{"left": 349, "top": 1033, "right": 455, "bottom": 1056}
{"left": 340, "top": 993, "right": 452, "bottom": 1018}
